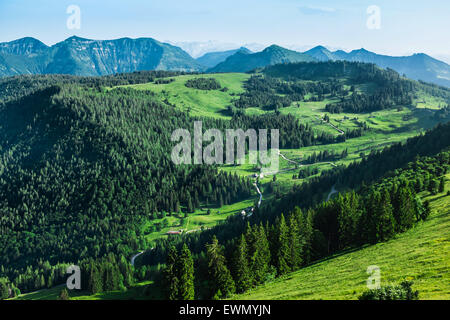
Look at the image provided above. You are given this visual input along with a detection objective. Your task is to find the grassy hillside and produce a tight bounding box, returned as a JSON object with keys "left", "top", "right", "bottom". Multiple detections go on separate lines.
{"left": 12, "top": 175, "right": 449, "bottom": 301}
{"left": 233, "top": 177, "right": 450, "bottom": 300}
{"left": 122, "top": 73, "right": 250, "bottom": 119}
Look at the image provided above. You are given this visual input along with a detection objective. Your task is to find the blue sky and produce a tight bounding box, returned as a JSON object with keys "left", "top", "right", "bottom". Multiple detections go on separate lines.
{"left": 0, "top": 0, "right": 449, "bottom": 58}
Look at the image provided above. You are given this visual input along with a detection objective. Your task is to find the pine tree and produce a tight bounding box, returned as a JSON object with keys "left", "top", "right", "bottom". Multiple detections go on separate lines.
{"left": 252, "top": 224, "right": 271, "bottom": 285}
{"left": 206, "top": 236, "right": 235, "bottom": 299}
{"left": 300, "top": 209, "right": 314, "bottom": 265}
{"left": 275, "top": 214, "right": 291, "bottom": 275}
{"left": 393, "top": 187, "right": 415, "bottom": 232}
{"left": 177, "top": 244, "right": 195, "bottom": 300}
{"left": 88, "top": 264, "right": 103, "bottom": 294}
{"left": 163, "top": 246, "right": 180, "bottom": 300}
{"left": 232, "top": 235, "right": 252, "bottom": 293}
{"left": 288, "top": 213, "right": 302, "bottom": 270}
{"left": 337, "top": 192, "right": 361, "bottom": 249}
{"left": 370, "top": 190, "right": 395, "bottom": 242}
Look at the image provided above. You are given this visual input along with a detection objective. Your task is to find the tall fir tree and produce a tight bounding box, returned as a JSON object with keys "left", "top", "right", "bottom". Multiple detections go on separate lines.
{"left": 231, "top": 235, "right": 252, "bottom": 293}
{"left": 163, "top": 246, "right": 180, "bottom": 300}
{"left": 177, "top": 244, "right": 195, "bottom": 300}
{"left": 275, "top": 214, "right": 291, "bottom": 275}
{"left": 288, "top": 213, "right": 302, "bottom": 270}
{"left": 206, "top": 236, "right": 236, "bottom": 299}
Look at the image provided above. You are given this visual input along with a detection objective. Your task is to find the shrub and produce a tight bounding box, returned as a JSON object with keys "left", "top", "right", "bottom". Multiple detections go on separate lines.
{"left": 358, "top": 281, "right": 419, "bottom": 300}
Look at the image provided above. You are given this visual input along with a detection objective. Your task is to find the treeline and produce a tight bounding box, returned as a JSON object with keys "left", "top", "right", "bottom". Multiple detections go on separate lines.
{"left": 159, "top": 149, "right": 448, "bottom": 299}
{"left": 0, "top": 71, "right": 183, "bottom": 105}
{"left": 303, "top": 148, "right": 348, "bottom": 164}
{"left": 325, "top": 86, "right": 413, "bottom": 113}
{"left": 233, "top": 75, "right": 348, "bottom": 111}
{"left": 185, "top": 78, "right": 222, "bottom": 90}
{"left": 434, "top": 105, "right": 450, "bottom": 121}
{"left": 261, "top": 61, "right": 417, "bottom": 113}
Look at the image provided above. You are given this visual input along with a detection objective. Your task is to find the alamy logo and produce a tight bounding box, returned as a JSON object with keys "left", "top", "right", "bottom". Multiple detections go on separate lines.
{"left": 366, "top": 265, "right": 381, "bottom": 289}
{"left": 171, "top": 121, "right": 280, "bottom": 174}
{"left": 67, "top": 5, "right": 81, "bottom": 30}
{"left": 366, "top": 5, "right": 381, "bottom": 30}
{"left": 66, "top": 265, "right": 81, "bottom": 290}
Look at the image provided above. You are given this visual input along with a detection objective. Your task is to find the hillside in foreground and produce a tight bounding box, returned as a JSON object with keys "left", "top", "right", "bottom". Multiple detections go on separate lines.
{"left": 234, "top": 178, "right": 450, "bottom": 300}
{"left": 11, "top": 177, "right": 449, "bottom": 300}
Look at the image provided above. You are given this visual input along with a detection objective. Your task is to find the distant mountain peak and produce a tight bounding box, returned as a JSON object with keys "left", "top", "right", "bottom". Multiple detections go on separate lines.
{"left": 264, "top": 44, "right": 285, "bottom": 52}
{"left": 310, "top": 45, "right": 329, "bottom": 51}
{"left": 0, "top": 37, "right": 48, "bottom": 55}
{"left": 350, "top": 48, "right": 372, "bottom": 54}
{"left": 208, "top": 44, "right": 315, "bottom": 73}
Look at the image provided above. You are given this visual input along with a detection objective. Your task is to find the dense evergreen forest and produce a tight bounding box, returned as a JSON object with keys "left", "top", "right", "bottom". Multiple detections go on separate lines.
{"left": 141, "top": 122, "right": 450, "bottom": 273}
{"left": 0, "top": 72, "right": 254, "bottom": 296}
{"left": 158, "top": 146, "right": 449, "bottom": 299}
{"left": 0, "top": 68, "right": 364, "bottom": 297}
{"left": 0, "top": 62, "right": 449, "bottom": 299}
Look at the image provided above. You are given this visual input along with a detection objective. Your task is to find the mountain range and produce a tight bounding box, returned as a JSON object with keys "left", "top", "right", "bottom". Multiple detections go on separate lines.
{"left": 207, "top": 45, "right": 315, "bottom": 73}
{"left": 0, "top": 36, "right": 202, "bottom": 77}
{"left": 196, "top": 47, "right": 252, "bottom": 69}
{"left": 303, "top": 46, "right": 450, "bottom": 87}
{"left": 1, "top": 36, "right": 449, "bottom": 87}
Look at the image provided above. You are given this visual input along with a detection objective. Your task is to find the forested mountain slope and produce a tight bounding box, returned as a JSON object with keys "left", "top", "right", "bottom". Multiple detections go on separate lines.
{"left": 0, "top": 73, "right": 252, "bottom": 294}
{"left": 208, "top": 45, "right": 316, "bottom": 73}
{"left": 303, "top": 46, "right": 450, "bottom": 88}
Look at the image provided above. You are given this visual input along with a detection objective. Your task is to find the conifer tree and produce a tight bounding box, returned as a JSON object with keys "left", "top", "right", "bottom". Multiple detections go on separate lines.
{"left": 275, "top": 214, "right": 291, "bottom": 275}
{"left": 177, "top": 244, "right": 195, "bottom": 300}
{"left": 288, "top": 213, "right": 302, "bottom": 270}
{"left": 163, "top": 246, "right": 180, "bottom": 300}
{"left": 232, "top": 235, "right": 252, "bottom": 293}
{"left": 371, "top": 190, "right": 395, "bottom": 242}
{"left": 393, "top": 187, "right": 415, "bottom": 232}
{"left": 253, "top": 224, "right": 271, "bottom": 285}
{"left": 206, "top": 236, "right": 235, "bottom": 299}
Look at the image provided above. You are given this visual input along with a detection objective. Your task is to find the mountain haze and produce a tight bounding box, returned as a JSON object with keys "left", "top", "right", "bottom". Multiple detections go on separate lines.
{"left": 196, "top": 47, "right": 252, "bottom": 68}
{"left": 1, "top": 36, "right": 449, "bottom": 88}
{"left": 208, "top": 45, "right": 316, "bottom": 73}
{"left": 304, "top": 46, "right": 450, "bottom": 87}
{"left": 0, "top": 37, "right": 204, "bottom": 77}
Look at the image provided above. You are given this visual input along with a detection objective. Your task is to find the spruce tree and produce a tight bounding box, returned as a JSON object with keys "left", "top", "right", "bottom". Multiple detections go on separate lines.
{"left": 253, "top": 224, "right": 271, "bottom": 285}
{"left": 177, "top": 244, "right": 195, "bottom": 300}
{"left": 394, "top": 187, "right": 415, "bottom": 232}
{"left": 288, "top": 213, "right": 302, "bottom": 270}
{"left": 206, "top": 236, "right": 235, "bottom": 299}
{"left": 163, "top": 246, "right": 180, "bottom": 300}
{"left": 232, "top": 235, "right": 252, "bottom": 293}
{"left": 372, "top": 190, "right": 396, "bottom": 242}
{"left": 275, "top": 214, "right": 291, "bottom": 275}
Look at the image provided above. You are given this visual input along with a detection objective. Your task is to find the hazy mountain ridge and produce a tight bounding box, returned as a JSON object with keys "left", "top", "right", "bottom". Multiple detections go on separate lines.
{"left": 304, "top": 46, "right": 450, "bottom": 87}
{"left": 0, "top": 36, "right": 204, "bottom": 76}
{"left": 196, "top": 47, "right": 252, "bottom": 68}
{"left": 1, "top": 36, "right": 449, "bottom": 88}
{"left": 208, "top": 45, "right": 316, "bottom": 73}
